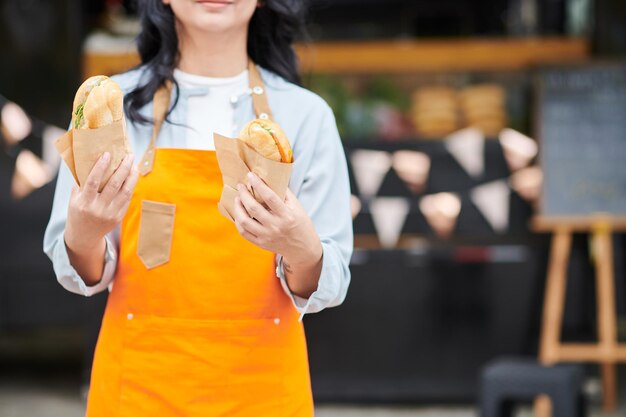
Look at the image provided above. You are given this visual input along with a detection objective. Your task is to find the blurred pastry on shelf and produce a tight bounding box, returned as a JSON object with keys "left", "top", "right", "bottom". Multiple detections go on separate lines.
{"left": 411, "top": 86, "right": 459, "bottom": 138}
{"left": 413, "top": 86, "right": 457, "bottom": 103}
{"left": 462, "top": 105, "right": 506, "bottom": 120}
{"left": 459, "top": 84, "right": 508, "bottom": 137}
{"left": 459, "top": 84, "right": 505, "bottom": 108}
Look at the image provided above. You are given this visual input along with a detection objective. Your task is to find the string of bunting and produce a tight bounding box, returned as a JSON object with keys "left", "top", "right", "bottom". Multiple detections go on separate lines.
{"left": 350, "top": 127, "right": 542, "bottom": 248}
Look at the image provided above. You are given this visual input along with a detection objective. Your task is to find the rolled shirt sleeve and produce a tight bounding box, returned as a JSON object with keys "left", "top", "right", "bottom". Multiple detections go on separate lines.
{"left": 276, "top": 103, "right": 353, "bottom": 319}
{"left": 43, "top": 162, "right": 118, "bottom": 297}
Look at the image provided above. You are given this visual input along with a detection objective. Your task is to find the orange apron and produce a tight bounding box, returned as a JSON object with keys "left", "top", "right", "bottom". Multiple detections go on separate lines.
{"left": 86, "top": 62, "right": 313, "bottom": 417}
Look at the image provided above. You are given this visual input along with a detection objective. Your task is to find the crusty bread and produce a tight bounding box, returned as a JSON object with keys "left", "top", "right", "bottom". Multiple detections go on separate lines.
{"left": 240, "top": 119, "right": 293, "bottom": 163}
{"left": 73, "top": 76, "right": 123, "bottom": 129}
{"left": 83, "top": 80, "right": 123, "bottom": 128}
{"left": 72, "top": 76, "right": 107, "bottom": 118}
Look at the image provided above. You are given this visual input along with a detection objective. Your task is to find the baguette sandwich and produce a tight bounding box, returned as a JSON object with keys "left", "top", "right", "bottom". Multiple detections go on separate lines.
{"left": 54, "top": 75, "right": 129, "bottom": 192}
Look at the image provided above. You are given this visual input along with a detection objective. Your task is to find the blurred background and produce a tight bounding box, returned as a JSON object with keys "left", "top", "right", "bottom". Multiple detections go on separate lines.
{"left": 1, "top": 0, "right": 626, "bottom": 416}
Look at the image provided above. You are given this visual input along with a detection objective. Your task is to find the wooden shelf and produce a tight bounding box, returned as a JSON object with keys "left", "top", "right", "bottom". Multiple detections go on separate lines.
{"left": 295, "top": 37, "right": 590, "bottom": 74}
{"left": 83, "top": 52, "right": 140, "bottom": 80}
{"left": 83, "top": 37, "right": 590, "bottom": 78}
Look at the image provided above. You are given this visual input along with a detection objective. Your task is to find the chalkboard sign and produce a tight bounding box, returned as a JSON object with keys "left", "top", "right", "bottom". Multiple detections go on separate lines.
{"left": 538, "top": 63, "right": 626, "bottom": 218}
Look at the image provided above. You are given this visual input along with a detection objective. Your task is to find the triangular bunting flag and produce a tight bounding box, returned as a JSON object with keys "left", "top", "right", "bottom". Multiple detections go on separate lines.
{"left": 510, "top": 166, "right": 543, "bottom": 205}
{"left": 391, "top": 150, "right": 431, "bottom": 195}
{"left": 499, "top": 128, "right": 538, "bottom": 172}
{"left": 350, "top": 195, "right": 362, "bottom": 219}
{"left": 444, "top": 127, "right": 485, "bottom": 178}
{"left": 470, "top": 180, "right": 511, "bottom": 233}
{"left": 370, "top": 197, "right": 410, "bottom": 249}
{"left": 11, "top": 149, "right": 53, "bottom": 200}
{"left": 1, "top": 101, "right": 32, "bottom": 146}
{"left": 350, "top": 150, "right": 392, "bottom": 198}
{"left": 419, "top": 192, "right": 462, "bottom": 238}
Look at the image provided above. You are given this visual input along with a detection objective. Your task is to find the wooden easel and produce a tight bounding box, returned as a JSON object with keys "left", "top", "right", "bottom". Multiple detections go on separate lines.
{"left": 532, "top": 216, "right": 626, "bottom": 416}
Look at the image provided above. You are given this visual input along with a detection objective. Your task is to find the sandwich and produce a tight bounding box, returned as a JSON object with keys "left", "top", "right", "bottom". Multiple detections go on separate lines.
{"left": 55, "top": 75, "right": 129, "bottom": 191}
{"left": 239, "top": 119, "right": 293, "bottom": 163}
{"left": 213, "top": 119, "right": 293, "bottom": 222}
{"left": 72, "top": 76, "right": 124, "bottom": 129}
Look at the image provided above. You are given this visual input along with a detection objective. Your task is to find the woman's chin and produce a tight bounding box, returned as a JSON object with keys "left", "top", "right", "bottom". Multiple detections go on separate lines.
{"left": 184, "top": 5, "right": 243, "bottom": 33}
{"left": 186, "top": 15, "right": 240, "bottom": 34}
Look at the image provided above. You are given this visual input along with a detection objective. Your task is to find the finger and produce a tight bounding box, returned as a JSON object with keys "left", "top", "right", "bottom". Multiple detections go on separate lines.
{"left": 82, "top": 152, "right": 111, "bottom": 198}
{"left": 247, "top": 172, "right": 286, "bottom": 215}
{"left": 100, "top": 154, "right": 134, "bottom": 203}
{"left": 238, "top": 211, "right": 265, "bottom": 237}
{"left": 239, "top": 228, "right": 263, "bottom": 246}
{"left": 113, "top": 196, "right": 133, "bottom": 223}
{"left": 284, "top": 188, "right": 306, "bottom": 213}
{"left": 284, "top": 188, "right": 298, "bottom": 205}
{"left": 237, "top": 183, "right": 272, "bottom": 225}
{"left": 233, "top": 197, "right": 261, "bottom": 239}
{"left": 110, "top": 165, "right": 139, "bottom": 210}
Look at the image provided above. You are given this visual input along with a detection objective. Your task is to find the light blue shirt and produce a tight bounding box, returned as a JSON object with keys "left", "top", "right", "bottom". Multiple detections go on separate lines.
{"left": 43, "top": 65, "right": 353, "bottom": 319}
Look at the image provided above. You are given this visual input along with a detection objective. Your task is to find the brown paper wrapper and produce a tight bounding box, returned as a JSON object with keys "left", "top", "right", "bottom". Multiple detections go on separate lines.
{"left": 54, "top": 129, "right": 78, "bottom": 184}
{"left": 214, "top": 133, "right": 292, "bottom": 222}
{"left": 54, "top": 118, "right": 130, "bottom": 192}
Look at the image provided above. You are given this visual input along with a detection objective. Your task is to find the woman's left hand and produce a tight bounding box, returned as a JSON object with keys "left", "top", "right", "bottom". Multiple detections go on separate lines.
{"left": 234, "top": 172, "right": 322, "bottom": 269}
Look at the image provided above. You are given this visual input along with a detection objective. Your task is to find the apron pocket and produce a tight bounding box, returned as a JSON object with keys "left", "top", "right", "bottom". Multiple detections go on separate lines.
{"left": 137, "top": 200, "right": 176, "bottom": 269}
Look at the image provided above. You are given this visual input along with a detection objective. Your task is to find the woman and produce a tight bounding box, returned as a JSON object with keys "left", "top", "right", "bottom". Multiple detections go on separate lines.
{"left": 43, "top": 0, "right": 353, "bottom": 415}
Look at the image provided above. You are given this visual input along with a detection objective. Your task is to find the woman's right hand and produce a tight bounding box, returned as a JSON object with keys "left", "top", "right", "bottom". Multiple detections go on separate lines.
{"left": 64, "top": 152, "right": 138, "bottom": 284}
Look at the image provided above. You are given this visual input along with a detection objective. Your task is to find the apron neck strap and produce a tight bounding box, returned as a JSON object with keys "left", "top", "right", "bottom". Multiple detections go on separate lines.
{"left": 247, "top": 60, "right": 273, "bottom": 121}
{"left": 139, "top": 80, "right": 172, "bottom": 175}
{"left": 139, "top": 60, "right": 272, "bottom": 176}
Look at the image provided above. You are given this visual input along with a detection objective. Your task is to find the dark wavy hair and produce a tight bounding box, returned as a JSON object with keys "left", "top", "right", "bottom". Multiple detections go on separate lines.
{"left": 125, "top": 0, "right": 306, "bottom": 125}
